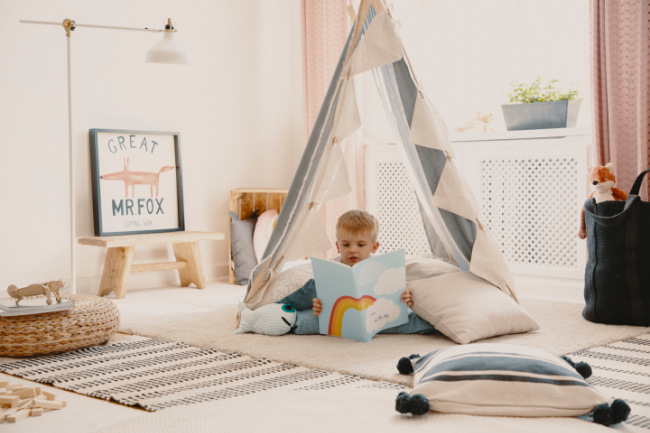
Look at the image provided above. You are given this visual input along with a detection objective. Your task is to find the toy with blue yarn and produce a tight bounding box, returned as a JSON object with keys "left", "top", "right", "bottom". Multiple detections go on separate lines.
{"left": 234, "top": 301, "right": 297, "bottom": 336}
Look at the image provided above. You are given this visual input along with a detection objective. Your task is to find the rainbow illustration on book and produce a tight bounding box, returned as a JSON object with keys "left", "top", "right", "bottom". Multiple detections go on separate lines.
{"left": 328, "top": 295, "right": 376, "bottom": 336}
{"left": 312, "top": 250, "right": 408, "bottom": 342}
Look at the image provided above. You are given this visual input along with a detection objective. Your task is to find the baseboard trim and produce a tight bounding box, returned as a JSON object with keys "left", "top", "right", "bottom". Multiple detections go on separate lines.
{"left": 513, "top": 274, "right": 584, "bottom": 304}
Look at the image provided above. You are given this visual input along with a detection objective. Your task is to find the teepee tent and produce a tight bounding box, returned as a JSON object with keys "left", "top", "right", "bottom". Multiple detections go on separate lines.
{"left": 245, "top": 0, "right": 515, "bottom": 308}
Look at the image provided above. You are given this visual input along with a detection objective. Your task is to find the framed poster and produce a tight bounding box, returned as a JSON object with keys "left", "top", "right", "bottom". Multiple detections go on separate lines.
{"left": 89, "top": 129, "right": 185, "bottom": 236}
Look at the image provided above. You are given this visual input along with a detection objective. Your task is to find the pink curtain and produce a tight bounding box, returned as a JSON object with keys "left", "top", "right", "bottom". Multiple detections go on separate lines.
{"left": 591, "top": 0, "right": 650, "bottom": 199}
{"left": 302, "top": 0, "right": 364, "bottom": 256}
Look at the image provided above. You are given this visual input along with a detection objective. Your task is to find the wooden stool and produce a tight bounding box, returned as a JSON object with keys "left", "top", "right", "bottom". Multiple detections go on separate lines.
{"left": 78, "top": 231, "right": 224, "bottom": 298}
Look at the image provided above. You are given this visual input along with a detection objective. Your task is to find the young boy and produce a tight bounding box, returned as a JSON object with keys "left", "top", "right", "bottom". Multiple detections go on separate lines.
{"left": 277, "top": 209, "right": 436, "bottom": 335}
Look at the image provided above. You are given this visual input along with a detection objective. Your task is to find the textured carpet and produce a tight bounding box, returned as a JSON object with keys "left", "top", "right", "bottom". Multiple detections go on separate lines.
{"left": 113, "top": 283, "right": 650, "bottom": 386}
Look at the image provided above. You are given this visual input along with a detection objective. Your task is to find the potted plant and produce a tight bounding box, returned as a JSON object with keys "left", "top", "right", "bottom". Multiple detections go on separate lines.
{"left": 501, "top": 77, "right": 581, "bottom": 131}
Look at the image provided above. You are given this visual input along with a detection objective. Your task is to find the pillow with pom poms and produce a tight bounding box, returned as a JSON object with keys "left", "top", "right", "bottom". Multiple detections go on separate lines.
{"left": 395, "top": 343, "right": 630, "bottom": 427}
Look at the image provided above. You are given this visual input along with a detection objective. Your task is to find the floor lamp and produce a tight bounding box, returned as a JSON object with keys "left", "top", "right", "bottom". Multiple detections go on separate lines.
{"left": 19, "top": 18, "right": 192, "bottom": 295}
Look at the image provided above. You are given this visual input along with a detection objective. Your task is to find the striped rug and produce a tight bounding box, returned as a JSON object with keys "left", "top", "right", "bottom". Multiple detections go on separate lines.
{"left": 572, "top": 334, "right": 650, "bottom": 431}
{"left": 0, "top": 336, "right": 402, "bottom": 411}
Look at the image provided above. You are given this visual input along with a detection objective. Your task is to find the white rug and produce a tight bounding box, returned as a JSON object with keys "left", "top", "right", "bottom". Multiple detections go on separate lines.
{"left": 114, "top": 282, "right": 650, "bottom": 386}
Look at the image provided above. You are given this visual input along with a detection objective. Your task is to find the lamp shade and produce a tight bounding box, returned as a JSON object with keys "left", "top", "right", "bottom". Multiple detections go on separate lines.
{"left": 145, "top": 31, "right": 192, "bottom": 64}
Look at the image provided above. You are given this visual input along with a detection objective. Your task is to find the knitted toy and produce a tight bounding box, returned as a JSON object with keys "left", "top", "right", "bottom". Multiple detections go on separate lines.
{"left": 578, "top": 163, "right": 628, "bottom": 239}
{"left": 233, "top": 301, "right": 297, "bottom": 336}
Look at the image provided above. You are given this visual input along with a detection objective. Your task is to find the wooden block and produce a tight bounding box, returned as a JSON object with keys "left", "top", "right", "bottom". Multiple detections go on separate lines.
{"left": 6, "top": 408, "right": 30, "bottom": 423}
{"left": 17, "top": 399, "right": 33, "bottom": 409}
{"left": 173, "top": 242, "right": 205, "bottom": 289}
{"left": 11, "top": 387, "right": 36, "bottom": 399}
{"left": 35, "top": 387, "right": 42, "bottom": 396}
{"left": 0, "top": 381, "right": 8, "bottom": 388}
{"left": 42, "top": 390, "right": 57, "bottom": 401}
{"left": 32, "top": 400, "right": 64, "bottom": 410}
{"left": 30, "top": 407, "right": 43, "bottom": 417}
{"left": 60, "top": 400, "right": 67, "bottom": 408}
{"left": 0, "top": 395, "right": 19, "bottom": 406}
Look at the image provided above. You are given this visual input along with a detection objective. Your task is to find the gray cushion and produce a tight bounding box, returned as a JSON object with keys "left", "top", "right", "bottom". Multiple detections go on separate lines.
{"left": 229, "top": 211, "right": 258, "bottom": 285}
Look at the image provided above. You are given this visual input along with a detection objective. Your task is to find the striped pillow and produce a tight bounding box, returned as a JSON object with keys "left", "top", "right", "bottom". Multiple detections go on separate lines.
{"left": 395, "top": 343, "right": 630, "bottom": 424}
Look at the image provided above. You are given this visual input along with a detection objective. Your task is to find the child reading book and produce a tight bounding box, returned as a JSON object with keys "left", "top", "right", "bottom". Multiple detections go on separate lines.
{"left": 276, "top": 210, "right": 437, "bottom": 335}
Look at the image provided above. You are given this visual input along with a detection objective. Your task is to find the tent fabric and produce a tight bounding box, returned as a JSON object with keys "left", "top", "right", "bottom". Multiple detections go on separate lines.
{"left": 245, "top": 0, "right": 516, "bottom": 308}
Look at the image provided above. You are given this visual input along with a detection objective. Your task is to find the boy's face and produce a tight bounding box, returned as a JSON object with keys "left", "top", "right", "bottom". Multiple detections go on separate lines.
{"left": 335, "top": 229, "right": 379, "bottom": 267}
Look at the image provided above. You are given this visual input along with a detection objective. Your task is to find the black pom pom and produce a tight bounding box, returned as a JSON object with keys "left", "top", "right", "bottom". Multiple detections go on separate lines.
{"left": 575, "top": 361, "right": 592, "bottom": 379}
{"left": 562, "top": 356, "right": 592, "bottom": 378}
{"left": 593, "top": 403, "right": 613, "bottom": 426}
{"left": 395, "top": 391, "right": 411, "bottom": 413}
{"left": 395, "top": 392, "right": 430, "bottom": 415}
{"left": 561, "top": 355, "right": 575, "bottom": 367}
{"left": 611, "top": 399, "right": 631, "bottom": 424}
{"left": 397, "top": 357, "right": 414, "bottom": 374}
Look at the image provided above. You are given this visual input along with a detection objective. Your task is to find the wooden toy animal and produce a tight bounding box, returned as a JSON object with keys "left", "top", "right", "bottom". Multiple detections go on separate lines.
{"left": 101, "top": 158, "right": 175, "bottom": 198}
{"left": 7, "top": 280, "right": 65, "bottom": 305}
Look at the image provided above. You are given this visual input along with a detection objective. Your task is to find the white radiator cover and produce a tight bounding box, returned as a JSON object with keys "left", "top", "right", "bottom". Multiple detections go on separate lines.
{"left": 365, "top": 129, "right": 591, "bottom": 286}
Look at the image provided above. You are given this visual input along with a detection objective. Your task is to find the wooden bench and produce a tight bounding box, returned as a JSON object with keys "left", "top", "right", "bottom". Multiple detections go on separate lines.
{"left": 78, "top": 231, "right": 225, "bottom": 298}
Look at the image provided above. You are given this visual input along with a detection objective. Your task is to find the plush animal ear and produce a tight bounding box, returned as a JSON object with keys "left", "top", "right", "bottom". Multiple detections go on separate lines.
{"left": 605, "top": 162, "right": 614, "bottom": 172}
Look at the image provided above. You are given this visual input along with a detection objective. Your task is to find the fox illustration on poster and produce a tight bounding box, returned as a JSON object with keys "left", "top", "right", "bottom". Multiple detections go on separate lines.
{"left": 312, "top": 249, "right": 408, "bottom": 342}
{"left": 89, "top": 129, "right": 185, "bottom": 236}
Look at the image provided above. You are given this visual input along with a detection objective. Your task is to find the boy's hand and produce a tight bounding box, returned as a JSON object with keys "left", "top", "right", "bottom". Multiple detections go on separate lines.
{"left": 313, "top": 298, "right": 323, "bottom": 316}
{"left": 401, "top": 289, "right": 414, "bottom": 307}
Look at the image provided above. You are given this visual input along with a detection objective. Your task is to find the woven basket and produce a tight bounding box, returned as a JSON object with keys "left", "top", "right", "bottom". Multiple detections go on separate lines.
{"left": 0, "top": 294, "right": 120, "bottom": 357}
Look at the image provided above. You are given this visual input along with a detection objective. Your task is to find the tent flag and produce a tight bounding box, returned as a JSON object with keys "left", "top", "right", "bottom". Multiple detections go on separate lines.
{"left": 470, "top": 222, "right": 517, "bottom": 299}
{"left": 431, "top": 162, "right": 480, "bottom": 221}
{"left": 311, "top": 140, "right": 352, "bottom": 205}
{"left": 245, "top": 0, "right": 516, "bottom": 309}
{"left": 331, "top": 77, "right": 361, "bottom": 142}
{"left": 409, "top": 93, "right": 451, "bottom": 152}
{"left": 348, "top": 10, "right": 402, "bottom": 76}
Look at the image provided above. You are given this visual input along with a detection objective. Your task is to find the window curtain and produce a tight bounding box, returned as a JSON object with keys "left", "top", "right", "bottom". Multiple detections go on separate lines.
{"left": 591, "top": 0, "right": 650, "bottom": 199}
{"left": 302, "top": 0, "right": 364, "bottom": 256}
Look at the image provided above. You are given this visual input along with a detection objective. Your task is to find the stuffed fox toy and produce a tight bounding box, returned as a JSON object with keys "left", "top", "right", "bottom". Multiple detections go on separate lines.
{"left": 578, "top": 163, "right": 628, "bottom": 239}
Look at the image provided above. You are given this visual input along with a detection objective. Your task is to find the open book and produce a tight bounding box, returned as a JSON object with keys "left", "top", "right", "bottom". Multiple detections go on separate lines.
{"left": 311, "top": 249, "right": 408, "bottom": 342}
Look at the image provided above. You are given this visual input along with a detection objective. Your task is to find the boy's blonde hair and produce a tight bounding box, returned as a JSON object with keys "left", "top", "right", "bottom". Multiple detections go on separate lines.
{"left": 336, "top": 210, "right": 379, "bottom": 242}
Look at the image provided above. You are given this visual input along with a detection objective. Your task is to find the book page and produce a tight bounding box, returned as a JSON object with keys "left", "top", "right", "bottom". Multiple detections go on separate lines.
{"left": 312, "top": 249, "right": 408, "bottom": 342}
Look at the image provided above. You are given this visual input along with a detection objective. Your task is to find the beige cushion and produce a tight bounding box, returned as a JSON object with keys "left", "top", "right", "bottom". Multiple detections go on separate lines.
{"left": 408, "top": 271, "right": 539, "bottom": 344}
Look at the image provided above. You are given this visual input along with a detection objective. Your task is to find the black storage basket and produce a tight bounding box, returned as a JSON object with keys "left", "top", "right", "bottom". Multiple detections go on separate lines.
{"left": 583, "top": 169, "right": 650, "bottom": 326}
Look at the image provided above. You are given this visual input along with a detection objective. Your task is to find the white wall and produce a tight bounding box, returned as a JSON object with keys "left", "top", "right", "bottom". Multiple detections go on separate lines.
{"left": 362, "top": 0, "right": 591, "bottom": 137}
{"left": 0, "top": 0, "right": 304, "bottom": 293}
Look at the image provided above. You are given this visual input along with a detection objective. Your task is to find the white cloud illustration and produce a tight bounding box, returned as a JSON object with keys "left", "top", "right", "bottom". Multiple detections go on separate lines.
{"left": 365, "top": 298, "right": 402, "bottom": 332}
{"left": 358, "top": 260, "right": 387, "bottom": 286}
{"left": 373, "top": 267, "right": 406, "bottom": 295}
